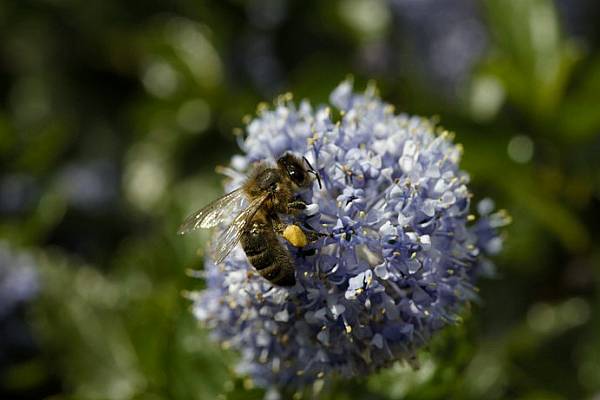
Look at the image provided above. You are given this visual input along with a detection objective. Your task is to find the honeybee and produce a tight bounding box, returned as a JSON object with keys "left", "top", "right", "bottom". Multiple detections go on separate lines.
{"left": 178, "top": 153, "right": 321, "bottom": 286}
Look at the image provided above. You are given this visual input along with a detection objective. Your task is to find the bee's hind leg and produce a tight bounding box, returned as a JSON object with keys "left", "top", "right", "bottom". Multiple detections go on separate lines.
{"left": 274, "top": 220, "right": 326, "bottom": 247}
{"left": 272, "top": 220, "right": 286, "bottom": 235}
{"left": 300, "top": 227, "right": 323, "bottom": 242}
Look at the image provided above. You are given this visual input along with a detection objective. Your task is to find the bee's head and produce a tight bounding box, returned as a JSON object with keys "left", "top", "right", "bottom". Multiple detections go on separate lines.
{"left": 277, "top": 153, "right": 322, "bottom": 189}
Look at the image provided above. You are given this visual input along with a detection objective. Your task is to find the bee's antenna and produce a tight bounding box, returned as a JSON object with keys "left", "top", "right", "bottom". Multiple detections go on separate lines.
{"left": 302, "top": 156, "right": 322, "bottom": 190}
{"left": 312, "top": 171, "right": 323, "bottom": 190}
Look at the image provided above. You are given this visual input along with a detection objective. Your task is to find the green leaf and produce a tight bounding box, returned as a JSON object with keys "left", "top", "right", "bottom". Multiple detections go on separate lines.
{"left": 482, "top": 0, "right": 581, "bottom": 124}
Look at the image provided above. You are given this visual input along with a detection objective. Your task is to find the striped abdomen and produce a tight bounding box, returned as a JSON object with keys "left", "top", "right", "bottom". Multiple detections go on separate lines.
{"left": 240, "top": 218, "right": 296, "bottom": 286}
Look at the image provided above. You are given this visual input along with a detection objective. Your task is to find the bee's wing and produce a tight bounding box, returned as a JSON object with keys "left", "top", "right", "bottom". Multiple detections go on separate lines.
{"left": 178, "top": 188, "right": 246, "bottom": 235}
{"left": 213, "top": 192, "right": 269, "bottom": 264}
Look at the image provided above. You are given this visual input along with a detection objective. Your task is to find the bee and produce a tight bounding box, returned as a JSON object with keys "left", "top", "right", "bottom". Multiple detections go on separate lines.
{"left": 178, "top": 153, "right": 322, "bottom": 286}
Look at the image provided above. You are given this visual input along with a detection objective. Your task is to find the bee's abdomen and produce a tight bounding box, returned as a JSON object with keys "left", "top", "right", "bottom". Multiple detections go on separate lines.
{"left": 241, "top": 221, "right": 296, "bottom": 286}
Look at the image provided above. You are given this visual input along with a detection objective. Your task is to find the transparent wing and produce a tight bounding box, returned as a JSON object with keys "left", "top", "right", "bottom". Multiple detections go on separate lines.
{"left": 213, "top": 192, "right": 269, "bottom": 264}
{"left": 178, "top": 188, "right": 246, "bottom": 235}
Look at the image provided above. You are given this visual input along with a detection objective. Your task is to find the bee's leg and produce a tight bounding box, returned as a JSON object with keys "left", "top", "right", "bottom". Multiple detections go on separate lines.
{"left": 286, "top": 200, "right": 307, "bottom": 214}
{"left": 296, "top": 219, "right": 331, "bottom": 240}
{"left": 272, "top": 220, "right": 286, "bottom": 235}
{"left": 275, "top": 220, "right": 324, "bottom": 246}
{"left": 302, "top": 229, "right": 322, "bottom": 242}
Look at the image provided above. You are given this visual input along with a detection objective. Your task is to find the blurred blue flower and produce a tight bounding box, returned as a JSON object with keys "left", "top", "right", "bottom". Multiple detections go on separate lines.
{"left": 55, "top": 159, "right": 119, "bottom": 212}
{"left": 0, "top": 174, "right": 40, "bottom": 216}
{"left": 390, "top": 0, "right": 487, "bottom": 94}
{"left": 192, "top": 81, "right": 509, "bottom": 391}
{"left": 0, "top": 242, "right": 38, "bottom": 319}
{"left": 0, "top": 242, "right": 39, "bottom": 369}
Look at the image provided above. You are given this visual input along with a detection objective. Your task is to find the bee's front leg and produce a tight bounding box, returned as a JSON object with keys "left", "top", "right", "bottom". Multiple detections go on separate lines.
{"left": 286, "top": 200, "right": 307, "bottom": 214}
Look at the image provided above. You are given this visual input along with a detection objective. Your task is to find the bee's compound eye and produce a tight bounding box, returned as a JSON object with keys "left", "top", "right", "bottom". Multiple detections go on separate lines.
{"left": 287, "top": 165, "right": 305, "bottom": 184}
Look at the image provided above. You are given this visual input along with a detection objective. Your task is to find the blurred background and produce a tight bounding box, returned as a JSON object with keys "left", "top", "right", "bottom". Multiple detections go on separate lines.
{"left": 1, "top": 0, "right": 599, "bottom": 399}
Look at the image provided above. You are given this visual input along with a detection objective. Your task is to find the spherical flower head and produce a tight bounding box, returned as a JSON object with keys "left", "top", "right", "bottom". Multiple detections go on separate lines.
{"left": 191, "top": 81, "right": 509, "bottom": 391}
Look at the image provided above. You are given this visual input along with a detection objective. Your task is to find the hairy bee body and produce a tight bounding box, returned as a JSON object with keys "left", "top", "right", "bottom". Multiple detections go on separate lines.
{"left": 178, "top": 153, "right": 321, "bottom": 287}
{"left": 237, "top": 156, "right": 313, "bottom": 286}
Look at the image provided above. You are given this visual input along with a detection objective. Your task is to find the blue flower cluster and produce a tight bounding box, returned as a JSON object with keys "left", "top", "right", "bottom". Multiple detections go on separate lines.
{"left": 192, "top": 81, "right": 509, "bottom": 390}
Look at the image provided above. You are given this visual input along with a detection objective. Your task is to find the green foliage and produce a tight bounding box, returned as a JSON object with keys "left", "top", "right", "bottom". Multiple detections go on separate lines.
{"left": 31, "top": 238, "right": 233, "bottom": 400}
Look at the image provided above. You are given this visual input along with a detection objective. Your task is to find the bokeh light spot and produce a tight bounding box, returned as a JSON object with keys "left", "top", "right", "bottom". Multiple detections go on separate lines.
{"left": 507, "top": 135, "right": 534, "bottom": 163}
{"left": 141, "top": 60, "right": 179, "bottom": 99}
{"left": 176, "top": 98, "right": 211, "bottom": 133}
{"left": 469, "top": 76, "right": 505, "bottom": 121}
{"left": 338, "top": 0, "right": 391, "bottom": 40}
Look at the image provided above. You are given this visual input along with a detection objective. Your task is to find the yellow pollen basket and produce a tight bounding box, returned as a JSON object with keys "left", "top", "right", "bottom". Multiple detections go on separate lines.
{"left": 283, "top": 224, "right": 308, "bottom": 247}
